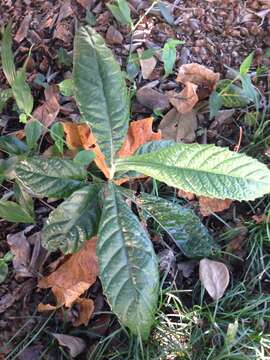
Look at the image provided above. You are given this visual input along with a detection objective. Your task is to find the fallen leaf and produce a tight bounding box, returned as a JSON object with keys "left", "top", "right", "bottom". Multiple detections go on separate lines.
{"left": 62, "top": 122, "right": 110, "bottom": 178}
{"left": 52, "top": 334, "right": 86, "bottom": 358}
{"left": 15, "top": 13, "right": 32, "bottom": 43}
{"left": 137, "top": 48, "right": 157, "bottom": 80}
{"left": 177, "top": 63, "right": 220, "bottom": 96}
{"left": 209, "top": 109, "right": 235, "bottom": 130}
{"left": 199, "top": 197, "right": 232, "bottom": 217}
{"left": 159, "top": 108, "right": 198, "bottom": 143}
{"left": 106, "top": 25, "right": 123, "bottom": 45}
{"left": 226, "top": 226, "right": 248, "bottom": 254}
{"left": 76, "top": 0, "right": 92, "bottom": 8}
{"left": 167, "top": 82, "right": 198, "bottom": 114}
{"left": 199, "top": 258, "right": 230, "bottom": 300}
{"left": 7, "top": 229, "right": 31, "bottom": 278}
{"left": 38, "top": 238, "right": 98, "bottom": 307}
{"left": 37, "top": 303, "right": 58, "bottom": 312}
{"left": 136, "top": 87, "right": 170, "bottom": 111}
{"left": 177, "top": 189, "right": 195, "bottom": 200}
{"left": 0, "top": 279, "right": 34, "bottom": 313}
{"left": 73, "top": 298, "right": 95, "bottom": 327}
{"left": 18, "top": 345, "right": 43, "bottom": 360}
{"left": 118, "top": 117, "right": 161, "bottom": 157}
{"left": 57, "top": 1, "right": 73, "bottom": 23}
{"left": 33, "top": 85, "right": 60, "bottom": 127}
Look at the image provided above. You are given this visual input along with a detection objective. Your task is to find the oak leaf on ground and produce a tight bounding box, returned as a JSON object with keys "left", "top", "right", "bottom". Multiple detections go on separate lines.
{"left": 38, "top": 238, "right": 98, "bottom": 308}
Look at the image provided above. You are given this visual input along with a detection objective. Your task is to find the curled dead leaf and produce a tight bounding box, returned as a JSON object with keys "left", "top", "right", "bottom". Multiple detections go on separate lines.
{"left": 118, "top": 117, "right": 161, "bottom": 158}
{"left": 52, "top": 333, "right": 86, "bottom": 358}
{"left": 73, "top": 298, "right": 95, "bottom": 327}
{"left": 167, "top": 82, "right": 198, "bottom": 114}
{"left": 38, "top": 238, "right": 98, "bottom": 308}
{"left": 177, "top": 63, "right": 220, "bottom": 93}
{"left": 177, "top": 189, "right": 195, "bottom": 201}
{"left": 199, "top": 197, "right": 232, "bottom": 217}
{"left": 62, "top": 122, "right": 110, "bottom": 178}
{"left": 199, "top": 258, "right": 230, "bottom": 300}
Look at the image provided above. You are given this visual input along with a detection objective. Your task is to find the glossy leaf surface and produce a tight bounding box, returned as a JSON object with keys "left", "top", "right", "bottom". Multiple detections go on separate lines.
{"left": 42, "top": 185, "right": 101, "bottom": 254}
{"left": 97, "top": 183, "right": 159, "bottom": 339}
{"left": 121, "top": 189, "right": 215, "bottom": 258}
{"left": 116, "top": 143, "right": 270, "bottom": 201}
{"left": 73, "top": 26, "right": 129, "bottom": 171}
{"left": 16, "top": 157, "right": 87, "bottom": 198}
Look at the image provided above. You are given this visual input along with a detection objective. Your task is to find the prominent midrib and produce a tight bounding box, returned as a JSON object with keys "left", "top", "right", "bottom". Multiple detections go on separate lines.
{"left": 116, "top": 159, "right": 270, "bottom": 184}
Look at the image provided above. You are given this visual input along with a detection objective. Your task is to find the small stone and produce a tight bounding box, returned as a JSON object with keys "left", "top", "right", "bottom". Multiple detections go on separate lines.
{"left": 106, "top": 25, "right": 123, "bottom": 45}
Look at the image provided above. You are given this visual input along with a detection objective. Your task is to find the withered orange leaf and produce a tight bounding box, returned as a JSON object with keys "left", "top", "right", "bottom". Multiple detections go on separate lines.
{"left": 118, "top": 117, "right": 161, "bottom": 158}
{"left": 177, "top": 63, "right": 220, "bottom": 92}
{"left": 167, "top": 82, "right": 198, "bottom": 114}
{"left": 73, "top": 298, "right": 95, "bottom": 327}
{"left": 62, "top": 122, "right": 110, "bottom": 178}
{"left": 38, "top": 238, "right": 98, "bottom": 308}
{"left": 199, "top": 196, "right": 232, "bottom": 217}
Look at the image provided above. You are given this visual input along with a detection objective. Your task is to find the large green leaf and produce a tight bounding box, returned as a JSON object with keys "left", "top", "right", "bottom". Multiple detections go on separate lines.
{"left": 97, "top": 183, "right": 159, "bottom": 339}
{"left": 16, "top": 157, "right": 87, "bottom": 199}
{"left": 73, "top": 26, "right": 129, "bottom": 172}
{"left": 42, "top": 184, "right": 101, "bottom": 254}
{"left": 115, "top": 143, "right": 270, "bottom": 201}
{"left": 0, "top": 200, "right": 35, "bottom": 223}
{"left": 121, "top": 189, "right": 215, "bottom": 258}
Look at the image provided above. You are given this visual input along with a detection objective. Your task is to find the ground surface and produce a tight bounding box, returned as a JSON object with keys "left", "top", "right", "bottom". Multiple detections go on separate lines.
{"left": 0, "top": 0, "right": 270, "bottom": 359}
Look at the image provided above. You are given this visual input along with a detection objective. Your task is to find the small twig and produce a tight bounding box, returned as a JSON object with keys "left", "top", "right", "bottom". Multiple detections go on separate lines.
{"left": 234, "top": 126, "right": 243, "bottom": 152}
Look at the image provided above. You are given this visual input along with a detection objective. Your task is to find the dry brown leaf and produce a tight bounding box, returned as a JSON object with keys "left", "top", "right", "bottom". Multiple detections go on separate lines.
{"left": 199, "top": 258, "right": 230, "bottom": 300}
{"left": 62, "top": 122, "right": 110, "bottom": 178}
{"left": 106, "top": 25, "right": 123, "bottom": 45}
{"left": 7, "top": 229, "right": 32, "bottom": 278}
{"left": 136, "top": 87, "right": 170, "bottom": 111}
{"left": 177, "top": 63, "right": 220, "bottom": 94}
{"left": 159, "top": 108, "right": 198, "bottom": 143}
{"left": 37, "top": 303, "right": 59, "bottom": 312}
{"left": 137, "top": 48, "right": 157, "bottom": 80}
{"left": 75, "top": 0, "right": 92, "bottom": 8}
{"left": 118, "top": 117, "right": 161, "bottom": 158}
{"left": 199, "top": 197, "right": 232, "bottom": 217}
{"left": 52, "top": 334, "right": 86, "bottom": 358}
{"left": 15, "top": 13, "right": 32, "bottom": 43}
{"left": 167, "top": 82, "right": 198, "bottom": 114}
{"left": 73, "top": 298, "right": 95, "bottom": 327}
{"left": 38, "top": 238, "right": 98, "bottom": 308}
{"left": 33, "top": 85, "right": 60, "bottom": 127}
{"left": 177, "top": 189, "right": 195, "bottom": 201}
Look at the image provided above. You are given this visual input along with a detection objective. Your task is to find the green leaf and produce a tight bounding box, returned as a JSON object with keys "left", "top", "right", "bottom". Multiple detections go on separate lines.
{"left": 73, "top": 26, "right": 129, "bottom": 172}
{"left": 240, "top": 74, "right": 259, "bottom": 106}
{"left": 1, "top": 24, "right": 16, "bottom": 85}
{"left": 13, "top": 181, "right": 35, "bottom": 219}
{"left": 162, "top": 39, "right": 184, "bottom": 77}
{"left": 74, "top": 150, "right": 95, "bottom": 167}
{"left": 25, "top": 120, "right": 43, "bottom": 150}
{"left": 0, "top": 260, "right": 8, "bottom": 284}
{"left": 209, "top": 91, "right": 223, "bottom": 119}
{"left": 115, "top": 143, "right": 270, "bottom": 201}
{"left": 57, "top": 47, "right": 72, "bottom": 68}
{"left": 50, "top": 122, "right": 65, "bottom": 154}
{"left": 121, "top": 189, "right": 215, "bottom": 258}
{"left": 217, "top": 80, "right": 250, "bottom": 108}
{"left": 118, "top": 0, "right": 133, "bottom": 26}
{"left": 16, "top": 157, "right": 87, "bottom": 199}
{"left": 0, "top": 88, "right": 13, "bottom": 112}
{"left": 59, "top": 78, "right": 74, "bottom": 97}
{"left": 85, "top": 9, "right": 96, "bottom": 26}
{"left": 97, "top": 183, "right": 159, "bottom": 339}
{"left": 42, "top": 184, "right": 101, "bottom": 254}
{"left": 239, "top": 52, "right": 254, "bottom": 76}
{"left": 0, "top": 135, "right": 27, "bottom": 155}
{"left": 0, "top": 200, "right": 35, "bottom": 223}
{"left": 158, "top": 2, "right": 174, "bottom": 25}
{"left": 12, "top": 69, "right": 33, "bottom": 115}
